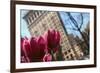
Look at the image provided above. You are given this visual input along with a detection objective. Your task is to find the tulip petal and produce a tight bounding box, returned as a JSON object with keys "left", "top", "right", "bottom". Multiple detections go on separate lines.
{"left": 47, "top": 29, "right": 60, "bottom": 51}
{"left": 37, "top": 36, "right": 46, "bottom": 58}
{"left": 43, "top": 53, "right": 52, "bottom": 62}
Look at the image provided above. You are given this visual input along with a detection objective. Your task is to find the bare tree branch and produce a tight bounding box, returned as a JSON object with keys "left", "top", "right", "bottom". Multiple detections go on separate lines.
{"left": 65, "top": 12, "right": 89, "bottom": 52}
{"left": 79, "top": 13, "right": 83, "bottom": 29}
{"left": 66, "top": 12, "right": 79, "bottom": 29}
{"left": 66, "top": 28, "right": 78, "bottom": 31}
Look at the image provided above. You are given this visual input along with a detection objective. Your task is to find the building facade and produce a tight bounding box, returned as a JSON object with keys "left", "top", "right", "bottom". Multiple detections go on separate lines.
{"left": 23, "top": 10, "right": 84, "bottom": 60}
{"left": 68, "top": 34, "right": 84, "bottom": 60}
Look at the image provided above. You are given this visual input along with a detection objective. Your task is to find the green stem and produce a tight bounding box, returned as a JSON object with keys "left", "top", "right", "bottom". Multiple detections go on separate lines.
{"left": 50, "top": 50, "right": 55, "bottom": 61}
{"left": 57, "top": 46, "right": 64, "bottom": 61}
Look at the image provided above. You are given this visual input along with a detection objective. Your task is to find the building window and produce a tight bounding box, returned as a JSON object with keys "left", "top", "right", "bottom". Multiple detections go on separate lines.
{"left": 34, "top": 30, "right": 39, "bottom": 36}
{"left": 51, "top": 15, "right": 55, "bottom": 20}
{"left": 47, "top": 17, "right": 50, "bottom": 22}
{"left": 32, "top": 14, "right": 35, "bottom": 20}
{"left": 68, "top": 49, "right": 71, "bottom": 53}
{"left": 66, "top": 56, "right": 69, "bottom": 59}
{"left": 54, "top": 25, "right": 58, "bottom": 29}
{"left": 34, "top": 30, "right": 37, "bottom": 34}
{"left": 70, "top": 54, "right": 74, "bottom": 60}
{"left": 34, "top": 12, "right": 37, "bottom": 18}
{"left": 30, "top": 16, "right": 34, "bottom": 23}
{"left": 35, "top": 11, "right": 40, "bottom": 18}
{"left": 42, "top": 23, "right": 47, "bottom": 30}
{"left": 40, "top": 11, "right": 44, "bottom": 14}
{"left": 27, "top": 17, "right": 31, "bottom": 25}
{"left": 36, "top": 11, "right": 40, "bottom": 16}
{"left": 64, "top": 51, "right": 67, "bottom": 55}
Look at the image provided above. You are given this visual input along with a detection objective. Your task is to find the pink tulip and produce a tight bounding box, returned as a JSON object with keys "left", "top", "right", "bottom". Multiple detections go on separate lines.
{"left": 29, "top": 36, "right": 46, "bottom": 62}
{"left": 21, "top": 38, "right": 25, "bottom": 56}
{"left": 21, "top": 37, "right": 30, "bottom": 62}
{"left": 37, "top": 36, "right": 46, "bottom": 60}
{"left": 21, "top": 36, "right": 47, "bottom": 62}
{"left": 30, "top": 37, "right": 39, "bottom": 62}
{"left": 21, "top": 29, "right": 61, "bottom": 62}
{"left": 21, "top": 56, "right": 30, "bottom": 63}
{"left": 47, "top": 29, "right": 60, "bottom": 52}
{"left": 23, "top": 37, "right": 31, "bottom": 62}
{"left": 43, "top": 53, "right": 52, "bottom": 62}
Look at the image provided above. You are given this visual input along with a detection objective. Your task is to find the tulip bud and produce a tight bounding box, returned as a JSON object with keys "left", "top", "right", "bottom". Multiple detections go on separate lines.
{"left": 47, "top": 29, "right": 60, "bottom": 52}
{"left": 43, "top": 53, "right": 52, "bottom": 62}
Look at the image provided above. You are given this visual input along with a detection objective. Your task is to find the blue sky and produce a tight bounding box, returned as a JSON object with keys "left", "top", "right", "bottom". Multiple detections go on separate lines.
{"left": 20, "top": 10, "right": 31, "bottom": 38}
{"left": 59, "top": 11, "right": 90, "bottom": 38}
{"left": 20, "top": 10, "right": 90, "bottom": 38}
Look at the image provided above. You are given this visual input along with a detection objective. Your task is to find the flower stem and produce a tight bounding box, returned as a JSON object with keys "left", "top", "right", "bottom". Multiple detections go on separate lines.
{"left": 57, "top": 46, "right": 64, "bottom": 61}
{"left": 50, "top": 50, "right": 55, "bottom": 61}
